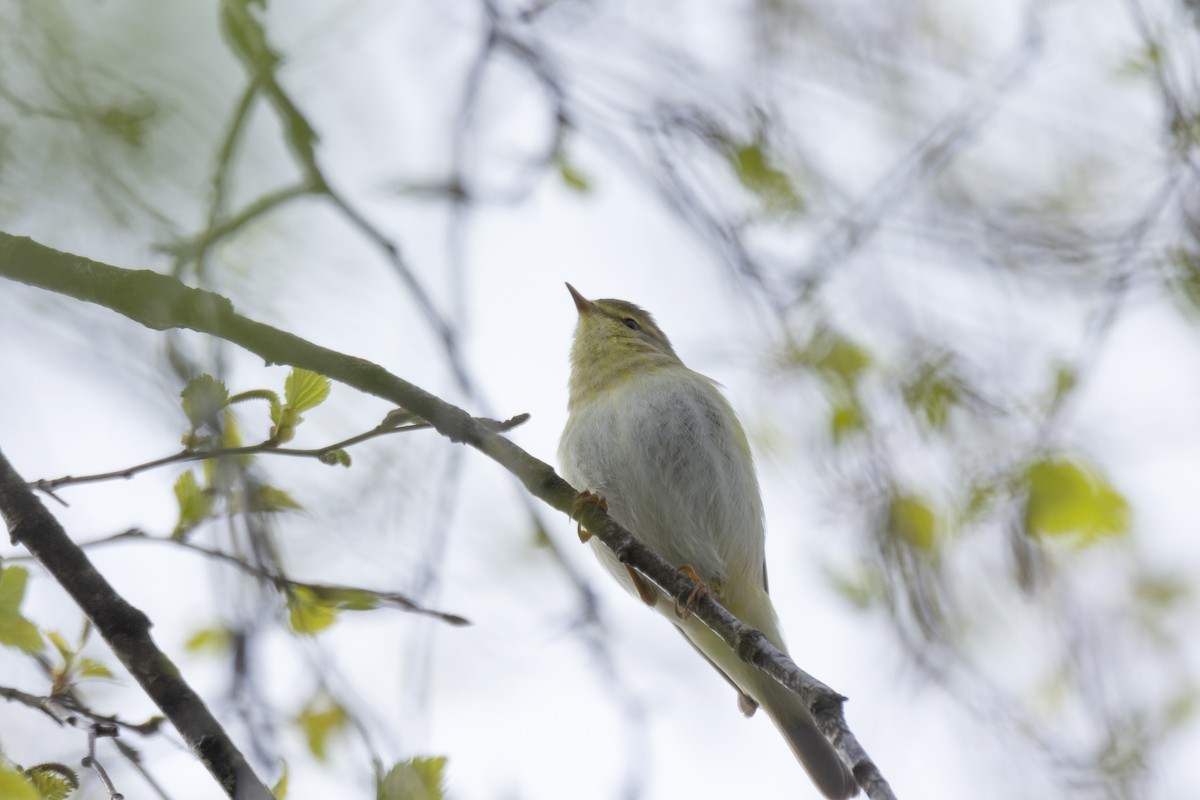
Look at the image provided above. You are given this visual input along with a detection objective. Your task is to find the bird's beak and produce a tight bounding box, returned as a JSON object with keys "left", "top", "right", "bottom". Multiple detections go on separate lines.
{"left": 565, "top": 282, "right": 594, "bottom": 316}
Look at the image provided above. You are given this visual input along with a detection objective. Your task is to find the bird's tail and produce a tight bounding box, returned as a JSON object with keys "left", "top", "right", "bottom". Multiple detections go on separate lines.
{"left": 751, "top": 669, "right": 858, "bottom": 799}
{"left": 679, "top": 607, "right": 858, "bottom": 799}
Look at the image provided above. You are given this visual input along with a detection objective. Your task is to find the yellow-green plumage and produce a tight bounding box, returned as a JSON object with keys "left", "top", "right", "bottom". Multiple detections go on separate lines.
{"left": 559, "top": 284, "right": 857, "bottom": 800}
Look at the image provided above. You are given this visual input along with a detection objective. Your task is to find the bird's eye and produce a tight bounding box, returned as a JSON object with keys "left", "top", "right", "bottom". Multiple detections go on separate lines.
{"left": 622, "top": 318, "right": 641, "bottom": 331}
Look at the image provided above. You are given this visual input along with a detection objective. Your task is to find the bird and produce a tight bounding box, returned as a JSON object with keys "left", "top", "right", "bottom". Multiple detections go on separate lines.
{"left": 558, "top": 283, "right": 857, "bottom": 800}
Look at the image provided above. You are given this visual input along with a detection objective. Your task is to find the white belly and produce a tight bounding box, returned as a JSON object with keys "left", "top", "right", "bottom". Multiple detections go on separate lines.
{"left": 558, "top": 369, "right": 766, "bottom": 596}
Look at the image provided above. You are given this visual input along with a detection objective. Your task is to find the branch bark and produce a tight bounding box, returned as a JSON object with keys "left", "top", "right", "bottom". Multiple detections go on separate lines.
{"left": 0, "top": 231, "right": 896, "bottom": 799}
{"left": 0, "top": 449, "right": 274, "bottom": 800}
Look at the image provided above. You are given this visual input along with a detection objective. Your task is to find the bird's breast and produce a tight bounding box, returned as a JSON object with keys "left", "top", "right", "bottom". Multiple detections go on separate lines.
{"left": 559, "top": 370, "right": 766, "bottom": 589}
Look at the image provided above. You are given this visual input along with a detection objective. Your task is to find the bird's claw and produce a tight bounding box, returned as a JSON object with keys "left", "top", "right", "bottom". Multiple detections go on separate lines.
{"left": 571, "top": 490, "right": 607, "bottom": 543}
{"left": 673, "top": 564, "right": 711, "bottom": 620}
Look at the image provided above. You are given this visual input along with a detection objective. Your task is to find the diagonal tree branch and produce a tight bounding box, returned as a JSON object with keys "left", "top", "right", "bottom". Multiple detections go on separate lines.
{"left": 0, "top": 231, "right": 896, "bottom": 799}
{"left": 0, "top": 449, "right": 274, "bottom": 800}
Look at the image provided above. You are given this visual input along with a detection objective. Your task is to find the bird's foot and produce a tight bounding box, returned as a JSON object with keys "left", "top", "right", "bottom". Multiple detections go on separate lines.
{"left": 625, "top": 565, "right": 658, "bottom": 607}
{"left": 570, "top": 490, "right": 607, "bottom": 543}
{"left": 673, "top": 564, "right": 711, "bottom": 620}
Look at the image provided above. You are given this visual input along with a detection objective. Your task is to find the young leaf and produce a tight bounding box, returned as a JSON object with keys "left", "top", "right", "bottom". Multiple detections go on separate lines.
{"left": 887, "top": 493, "right": 939, "bottom": 552}
{"left": 1022, "top": 456, "right": 1130, "bottom": 545}
{"left": 271, "top": 761, "right": 289, "bottom": 799}
{"left": 284, "top": 369, "right": 331, "bottom": 413}
{"left": 0, "top": 766, "right": 40, "bottom": 800}
{"left": 319, "top": 449, "right": 352, "bottom": 467}
{"left": 185, "top": 625, "right": 234, "bottom": 655}
{"left": 246, "top": 485, "right": 303, "bottom": 514}
{"left": 287, "top": 587, "right": 339, "bottom": 635}
{"left": 322, "top": 588, "right": 381, "bottom": 611}
{"left": 785, "top": 326, "right": 872, "bottom": 388}
{"left": 78, "top": 658, "right": 114, "bottom": 680}
{"left": 555, "top": 151, "right": 592, "bottom": 194}
{"left": 729, "top": 142, "right": 805, "bottom": 214}
{"left": 297, "top": 698, "right": 349, "bottom": 761}
{"left": 0, "top": 566, "right": 44, "bottom": 654}
{"left": 830, "top": 400, "right": 865, "bottom": 442}
{"left": 46, "top": 630, "right": 73, "bottom": 663}
{"left": 180, "top": 374, "right": 229, "bottom": 429}
{"left": 24, "top": 763, "right": 79, "bottom": 800}
{"left": 902, "top": 360, "right": 960, "bottom": 430}
{"left": 377, "top": 757, "right": 447, "bottom": 800}
{"left": 173, "top": 471, "right": 215, "bottom": 539}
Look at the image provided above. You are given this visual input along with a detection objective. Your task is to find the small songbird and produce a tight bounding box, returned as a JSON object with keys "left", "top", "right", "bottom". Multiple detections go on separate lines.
{"left": 558, "top": 284, "right": 857, "bottom": 799}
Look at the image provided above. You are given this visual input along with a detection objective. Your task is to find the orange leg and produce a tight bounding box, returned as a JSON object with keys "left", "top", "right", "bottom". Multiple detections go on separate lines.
{"left": 570, "top": 490, "right": 607, "bottom": 543}
{"left": 625, "top": 565, "right": 658, "bottom": 607}
{"left": 673, "top": 564, "right": 712, "bottom": 620}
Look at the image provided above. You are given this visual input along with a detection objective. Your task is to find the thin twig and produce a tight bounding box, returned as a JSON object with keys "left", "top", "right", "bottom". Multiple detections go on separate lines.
{"left": 82, "top": 722, "right": 124, "bottom": 800}
{"left": 0, "top": 684, "right": 72, "bottom": 726}
{"left": 113, "top": 738, "right": 175, "bottom": 800}
{"left": 28, "top": 413, "right": 528, "bottom": 494}
{"left": 68, "top": 528, "right": 470, "bottom": 627}
{"left": 166, "top": 181, "right": 317, "bottom": 266}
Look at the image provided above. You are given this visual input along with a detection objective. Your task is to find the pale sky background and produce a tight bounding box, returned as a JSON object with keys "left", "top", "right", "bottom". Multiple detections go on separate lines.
{"left": 2, "top": 1, "right": 1200, "bottom": 799}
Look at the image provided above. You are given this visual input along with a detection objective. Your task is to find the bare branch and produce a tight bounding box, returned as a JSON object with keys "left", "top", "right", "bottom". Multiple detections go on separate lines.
{"left": 0, "top": 444, "right": 274, "bottom": 800}
{"left": 28, "top": 413, "right": 527, "bottom": 495}
{"left": 73, "top": 528, "right": 471, "bottom": 627}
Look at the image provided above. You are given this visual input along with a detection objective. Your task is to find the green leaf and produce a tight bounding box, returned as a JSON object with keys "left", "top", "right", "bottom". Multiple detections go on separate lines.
{"left": 1022, "top": 456, "right": 1130, "bottom": 545}
{"left": 46, "top": 630, "right": 73, "bottom": 663}
{"left": 271, "top": 761, "right": 289, "bottom": 799}
{"left": 77, "top": 658, "right": 114, "bottom": 680}
{"left": 297, "top": 698, "right": 349, "bottom": 761}
{"left": 786, "top": 327, "right": 871, "bottom": 387}
{"left": 23, "top": 763, "right": 79, "bottom": 800}
{"left": 729, "top": 142, "right": 804, "bottom": 214}
{"left": 268, "top": 396, "right": 284, "bottom": 427}
{"left": 888, "top": 494, "right": 939, "bottom": 552}
{"left": 246, "top": 485, "right": 303, "bottom": 514}
{"left": 321, "top": 588, "right": 381, "bottom": 611}
{"left": 319, "top": 449, "right": 352, "bottom": 467}
{"left": 185, "top": 625, "right": 234, "bottom": 655}
{"left": 829, "top": 400, "right": 865, "bottom": 442}
{"left": 284, "top": 369, "right": 330, "bottom": 413}
{"left": 0, "top": 566, "right": 44, "bottom": 653}
{"left": 180, "top": 374, "right": 229, "bottom": 429}
{"left": 0, "top": 766, "right": 40, "bottom": 800}
{"left": 555, "top": 152, "right": 591, "bottom": 194}
{"left": 173, "top": 471, "right": 215, "bottom": 540}
{"left": 377, "top": 757, "right": 447, "bottom": 800}
{"left": 287, "top": 587, "right": 339, "bottom": 635}
{"left": 902, "top": 360, "right": 960, "bottom": 429}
